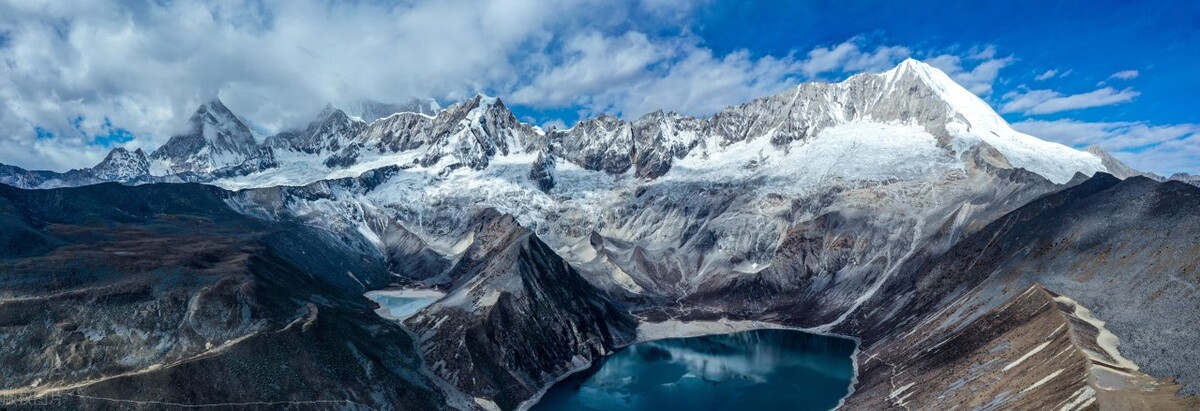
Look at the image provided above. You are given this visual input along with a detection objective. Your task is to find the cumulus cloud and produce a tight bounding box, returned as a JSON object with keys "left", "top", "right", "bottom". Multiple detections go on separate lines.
{"left": 511, "top": 32, "right": 799, "bottom": 119}
{"left": 1000, "top": 87, "right": 1140, "bottom": 115}
{"left": 0, "top": 0, "right": 1047, "bottom": 172}
{"left": 1013, "top": 119, "right": 1199, "bottom": 174}
{"left": 1035, "top": 70, "right": 1058, "bottom": 80}
{"left": 923, "top": 46, "right": 1014, "bottom": 96}
{"left": 0, "top": 0, "right": 608, "bottom": 170}
{"left": 1108, "top": 70, "right": 1139, "bottom": 80}
{"left": 798, "top": 38, "right": 911, "bottom": 78}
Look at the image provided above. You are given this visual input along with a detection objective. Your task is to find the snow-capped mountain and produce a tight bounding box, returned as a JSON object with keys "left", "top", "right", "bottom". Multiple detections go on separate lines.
{"left": 0, "top": 58, "right": 1143, "bottom": 339}
{"left": 2, "top": 59, "right": 1197, "bottom": 411}
{"left": 264, "top": 104, "right": 366, "bottom": 156}
{"left": 198, "top": 59, "right": 1121, "bottom": 316}
{"left": 325, "top": 95, "right": 543, "bottom": 171}
{"left": 0, "top": 59, "right": 1129, "bottom": 191}
{"left": 91, "top": 147, "right": 150, "bottom": 181}
{"left": 1169, "top": 172, "right": 1200, "bottom": 186}
{"left": 148, "top": 99, "right": 271, "bottom": 175}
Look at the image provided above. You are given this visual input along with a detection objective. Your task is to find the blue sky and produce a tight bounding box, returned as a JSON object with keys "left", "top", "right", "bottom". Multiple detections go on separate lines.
{"left": 692, "top": 1, "right": 1199, "bottom": 123}
{"left": 0, "top": 0, "right": 1197, "bottom": 175}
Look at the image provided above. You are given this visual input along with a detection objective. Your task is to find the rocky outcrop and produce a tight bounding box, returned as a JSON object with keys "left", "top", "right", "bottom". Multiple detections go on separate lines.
{"left": 844, "top": 284, "right": 1197, "bottom": 410}
{"left": 339, "top": 95, "right": 542, "bottom": 170}
{"left": 0, "top": 182, "right": 446, "bottom": 409}
{"left": 404, "top": 209, "right": 637, "bottom": 410}
{"left": 832, "top": 173, "right": 1200, "bottom": 408}
{"left": 1169, "top": 172, "right": 1200, "bottom": 187}
{"left": 90, "top": 147, "right": 150, "bottom": 181}
{"left": 149, "top": 99, "right": 265, "bottom": 175}
{"left": 265, "top": 105, "right": 366, "bottom": 155}
{"left": 1085, "top": 145, "right": 1158, "bottom": 180}
{"left": 528, "top": 150, "right": 556, "bottom": 192}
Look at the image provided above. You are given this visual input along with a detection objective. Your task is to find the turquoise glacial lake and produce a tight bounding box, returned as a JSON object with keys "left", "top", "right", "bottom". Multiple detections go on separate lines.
{"left": 531, "top": 329, "right": 857, "bottom": 411}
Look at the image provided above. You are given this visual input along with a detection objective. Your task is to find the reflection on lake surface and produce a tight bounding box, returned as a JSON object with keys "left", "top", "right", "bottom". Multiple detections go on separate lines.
{"left": 532, "top": 328, "right": 856, "bottom": 411}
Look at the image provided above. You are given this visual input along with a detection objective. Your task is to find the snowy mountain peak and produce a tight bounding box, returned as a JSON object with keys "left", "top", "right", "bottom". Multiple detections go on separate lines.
{"left": 870, "top": 59, "right": 1105, "bottom": 183}
{"left": 92, "top": 147, "right": 150, "bottom": 181}
{"left": 148, "top": 99, "right": 265, "bottom": 175}
{"left": 882, "top": 58, "right": 1010, "bottom": 133}
{"left": 265, "top": 103, "right": 365, "bottom": 155}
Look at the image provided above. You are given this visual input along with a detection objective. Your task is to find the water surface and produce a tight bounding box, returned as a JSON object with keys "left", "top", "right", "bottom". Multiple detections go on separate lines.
{"left": 363, "top": 288, "right": 445, "bottom": 320}
{"left": 532, "top": 329, "right": 856, "bottom": 411}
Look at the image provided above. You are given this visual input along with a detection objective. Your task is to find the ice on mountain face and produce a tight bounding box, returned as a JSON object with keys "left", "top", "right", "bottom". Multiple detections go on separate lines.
{"left": 881, "top": 59, "right": 1104, "bottom": 183}
{"left": 265, "top": 105, "right": 366, "bottom": 156}
{"left": 199, "top": 60, "right": 1124, "bottom": 303}
{"left": 1, "top": 59, "right": 1114, "bottom": 193}
{"left": 669, "top": 122, "right": 957, "bottom": 188}
{"left": 148, "top": 99, "right": 266, "bottom": 175}
{"left": 92, "top": 147, "right": 150, "bottom": 181}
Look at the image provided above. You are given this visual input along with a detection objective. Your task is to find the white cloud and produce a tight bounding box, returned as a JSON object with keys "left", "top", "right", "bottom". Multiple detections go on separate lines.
{"left": 0, "top": 0, "right": 609, "bottom": 170}
{"left": 1035, "top": 70, "right": 1058, "bottom": 80}
{"left": 511, "top": 31, "right": 800, "bottom": 119}
{"left": 1117, "top": 134, "right": 1200, "bottom": 176}
{"left": 798, "top": 38, "right": 911, "bottom": 78}
{"left": 1108, "top": 70, "right": 1139, "bottom": 80}
{"left": 1000, "top": 87, "right": 1140, "bottom": 115}
{"left": 923, "top": 46, "right": 1014, "bottom": 96}
{"left": 510, "top": 32, "right": 669, "bottom": 108}
{"left": 0, "top": 1, "right": 1068, "bottom": 173}
{"left": 1013, "top": 119, "right": 1200, "bottom": 174}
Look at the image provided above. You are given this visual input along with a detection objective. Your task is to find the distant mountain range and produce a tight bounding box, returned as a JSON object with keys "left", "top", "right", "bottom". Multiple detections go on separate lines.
{"left": 1, "top": 59, "right": 1197, "bottom": 410}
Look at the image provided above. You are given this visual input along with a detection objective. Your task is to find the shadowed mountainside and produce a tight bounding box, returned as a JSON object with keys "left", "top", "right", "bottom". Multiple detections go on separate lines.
{"left": 0, "top": 183, "right": 446, "bottom": 409}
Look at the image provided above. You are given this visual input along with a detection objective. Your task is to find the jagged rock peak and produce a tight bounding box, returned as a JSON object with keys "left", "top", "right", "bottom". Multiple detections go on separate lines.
{"left": 1084, "top": 146, "right": 1157, "bottom": 180}
{"left": 92, "top": 147, "right": 150, "bottom": 181}
{"left": 265, "top": 104, "right": 365, "bottom": 155}
{"left": 148, "top": 99, "right": 265, "bottom": 175}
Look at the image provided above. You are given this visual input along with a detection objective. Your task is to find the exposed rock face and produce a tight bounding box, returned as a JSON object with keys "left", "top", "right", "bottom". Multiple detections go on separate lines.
{"left": 265, "top": 105, "right": 366, "bottom": 155}
{"left": 404, "top": 209, "right": 637, "bottom": 410}
{"left": 0, "top": 182, "right": 446, "bottom": 410}
{"left": 1169, "top": 172, "right": 1200, "bottom": 187}
{"left": 149, "top": 100, "right": 268, "bottom": 175}
{"left": 1, "top": 59, "right": 1120, "bottom": 191}
{"left": 844, "top": 284, "right": 1198, "bottom": 410}
{"left": 1085, "top": 145, "right": 1159, "bottom": 180}
{"left": 528, "top": 150, "right": 556, "bottom": 192}
{"left": 550, "top": 114, "right": 635, "bottom": 175}
{"left": 0, "top": 59, "right": 1194, "bottom": 411}
{"left": 90, "top": 147, "right": 150, "bottom": 181}
{"left": 834, "top": 174, "right": 1200, "bottom": 408}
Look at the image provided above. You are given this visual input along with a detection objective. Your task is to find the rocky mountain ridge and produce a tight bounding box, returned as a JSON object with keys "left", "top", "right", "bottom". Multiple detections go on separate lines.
{"left": 0, "top": 59, "right": 1195, "bottom": 411}
{"left": 1, "top": 59, "right": 1140, "bottom": 190}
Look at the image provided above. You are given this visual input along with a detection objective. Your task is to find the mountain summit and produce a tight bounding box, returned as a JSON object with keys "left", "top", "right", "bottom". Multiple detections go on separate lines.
{"left": 148, "top": 99, "right": 265, "bottom": 175}
{"left": 1, "top": 59, "right": 1120, "bottom": 188}
{"left": 1, "top": 58, "right": 1196, "bottom": 411}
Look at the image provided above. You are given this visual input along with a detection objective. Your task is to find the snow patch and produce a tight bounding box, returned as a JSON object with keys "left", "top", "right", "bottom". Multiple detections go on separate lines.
{"left": 1054, "top": 295, "right": 1140, "bottom": 371}
{"left": 1003, "top": 340, "right": 1052, "bottom": 371}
